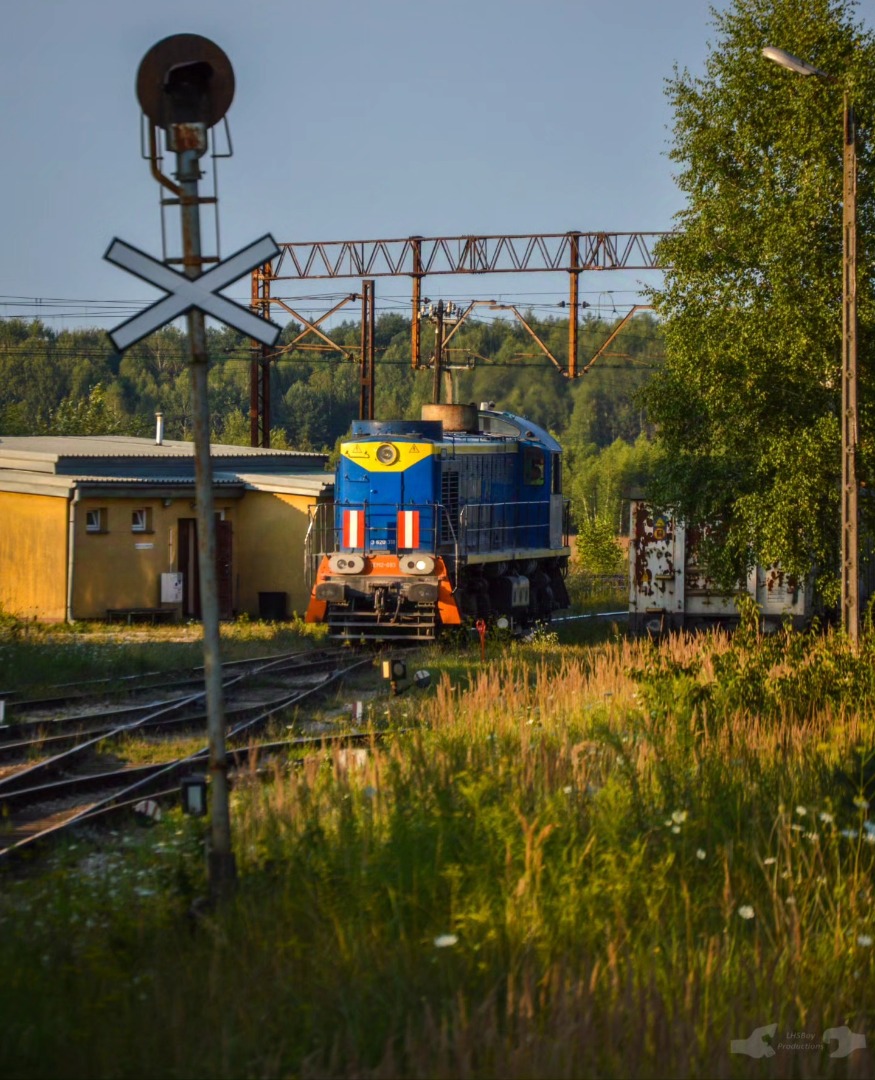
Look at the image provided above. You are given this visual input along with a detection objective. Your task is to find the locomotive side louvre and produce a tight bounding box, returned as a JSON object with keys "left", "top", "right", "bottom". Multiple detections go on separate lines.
{"left": 305, "top": 407, "right": 572, "bottom": 640}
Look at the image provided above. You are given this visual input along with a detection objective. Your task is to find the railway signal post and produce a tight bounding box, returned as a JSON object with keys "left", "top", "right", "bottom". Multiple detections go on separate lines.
{"left": 106, "top": 34, "right": 281, "bottom": 900}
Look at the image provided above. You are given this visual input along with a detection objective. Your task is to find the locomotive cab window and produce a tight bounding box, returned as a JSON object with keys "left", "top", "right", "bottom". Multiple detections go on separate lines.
{"left": 523, "top": 448, "right": 545, "bottom": 486}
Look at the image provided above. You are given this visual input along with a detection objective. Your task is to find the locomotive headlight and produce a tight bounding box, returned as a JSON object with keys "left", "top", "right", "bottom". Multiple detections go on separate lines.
{"left": 400, "top": 554, "right": 434, "bottom": 575}
{"left": 376, "top": 443, "right": 399, "bottom": 465}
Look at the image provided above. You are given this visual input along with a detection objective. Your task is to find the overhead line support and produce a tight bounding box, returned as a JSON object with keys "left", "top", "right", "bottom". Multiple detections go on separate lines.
{"left": 250, "top": 229, "right": 667, "bottom": 430}
{"left": 249, "top": 261, "right": 272, "bottom": 447}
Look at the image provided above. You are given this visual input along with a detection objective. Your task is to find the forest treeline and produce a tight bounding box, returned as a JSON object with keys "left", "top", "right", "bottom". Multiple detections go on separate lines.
{"left": 0, "top": 311, "right": 665, "bottom": 569}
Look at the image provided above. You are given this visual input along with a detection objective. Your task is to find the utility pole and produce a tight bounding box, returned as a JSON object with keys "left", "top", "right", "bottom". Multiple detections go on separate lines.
{"left": 250, "top": 261, "right": 272, "bottom": 447}
{"left": 432, "top": 299, "right": 445, "bottom": 403}
{"left": 842, "top": 93, "right": 859, "bottom": 646}
{"left": 568, "top": 232, "right": 581, "bottom": 378}
{"left": 762, "top": 47, "right": 860, "bottom": 644}
{"left": 359, "top": 279, "right": 375, "bottom": 420}
{"left": 410, "top": 236, "right": 424, "bottom": 370}
{"left": 420, "top": 299, "right": 466, "bottom": 404}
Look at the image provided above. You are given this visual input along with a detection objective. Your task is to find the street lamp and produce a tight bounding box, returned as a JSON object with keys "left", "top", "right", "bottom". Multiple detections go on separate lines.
{"left": 762, "top": 46, "right": 859, "bottom": 645}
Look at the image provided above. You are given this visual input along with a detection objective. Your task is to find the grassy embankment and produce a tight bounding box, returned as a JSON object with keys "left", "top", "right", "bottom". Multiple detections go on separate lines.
{"left": 0, "top": 612, "right": 329, "bottom": 696}
{"left": 1, "top": 605, "right": 874, "bottom": 1077}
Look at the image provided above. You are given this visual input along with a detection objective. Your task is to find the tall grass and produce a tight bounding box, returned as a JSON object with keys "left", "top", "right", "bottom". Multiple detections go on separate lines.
{"left": 565, "top": 569, "right": 627, "bottom": 614}
{"left": 1, "top": 619, "right": 874, "bottom": 1077}
{"left": 0, "top": 615, "right": 328, "bottom": 697}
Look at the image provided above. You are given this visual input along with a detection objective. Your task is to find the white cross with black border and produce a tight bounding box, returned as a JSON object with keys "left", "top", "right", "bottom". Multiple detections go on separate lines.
{"left": 104, "top": 234, "right": 282, "bottom": 351}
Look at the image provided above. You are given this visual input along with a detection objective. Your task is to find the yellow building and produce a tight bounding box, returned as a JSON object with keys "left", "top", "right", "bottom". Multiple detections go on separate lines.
{"left": 0, "top": 435, "right": 330, "bottom": 622}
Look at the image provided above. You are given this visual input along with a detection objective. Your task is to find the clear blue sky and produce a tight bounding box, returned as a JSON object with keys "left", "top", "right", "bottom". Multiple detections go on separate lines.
{"left": 0, "top": 0, "right": 729, "bottom": 332}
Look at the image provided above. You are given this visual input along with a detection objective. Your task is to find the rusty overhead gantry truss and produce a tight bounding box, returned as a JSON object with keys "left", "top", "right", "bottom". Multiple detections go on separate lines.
{"left": 248, "top": 230, "right": 667, "bottom": 445}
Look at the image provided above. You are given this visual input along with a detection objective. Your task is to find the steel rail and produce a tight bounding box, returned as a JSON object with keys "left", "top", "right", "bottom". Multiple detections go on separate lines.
{"left": 0, "top": 651, "right": 338, "bottom": 795}
{"left": 552, "top": 611, "right": 629, "bottom": 622}
{"left": 0, "top": 648, "right": 332, "bottom": 716}
{"left": 0, "top": 686, "right": 324, "bottom": 765}
{"left": 0, "top": 652, "right": 348, "bottom": 749}
{"left": 10, "top": 726, "right": 402, "bottom": 840}
{"left": 0, "top": 656, "right": 373, "bottom": 858}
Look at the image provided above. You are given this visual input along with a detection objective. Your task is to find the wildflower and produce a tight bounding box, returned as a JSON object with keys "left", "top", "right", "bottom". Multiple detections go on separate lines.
{"left": 671, "top": 810, "right": 688, "bottom": 825}
{"left": 738, "top": 905, "right": 755, "bottom": 920}
{"left": 853, "top": 796, "right": 870, "bottom": 811}
{"left": 863, "top": 821, "right": 875, "bottom": 838}
{"left": 857, "top": 935, "right": 873, "bottom": 948}
{"left": 696, "top": 849, "right": 707, "bottom": 861}
{"left": 795, "top": 805, "right": 807, "bottom": 817}
{"left": 562, "top": 786, "right": 573, "bottom": 795}
{"left": 790, "top": 823, "right": 804, "bottom": 832}
{"left": 434, "top": 934, "right": 458, "bottom": 948}
{"left": 819, "top": 811, "right": 834, "bottom": 824}
{"left": 363, "top": 786, "right": 377, "bottom": 799}
{"left": 763, "top": 857, "right": 777, "bottom": 866}
{"left": 841, "top": 828, "right": 859, "bottom": 839}
{"left": 805, "top": 832, "right": 819, "bottom": 842}
{"left": 671, "top": 825, "right": 681, "bottom": 834}
{"left": 785, "top": 896, "right": 796, "bottom": 906}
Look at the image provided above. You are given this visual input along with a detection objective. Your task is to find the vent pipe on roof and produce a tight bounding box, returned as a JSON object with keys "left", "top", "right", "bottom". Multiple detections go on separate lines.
{"left": 155, "top": 411, "right": 164, "bottom": 445}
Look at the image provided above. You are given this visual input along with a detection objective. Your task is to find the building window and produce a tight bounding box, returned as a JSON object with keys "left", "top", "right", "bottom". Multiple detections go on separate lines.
{"left": 86, "top": 508, "right": 107, "bottom": 533}
{"left": 131, "top": 508, "right": 153, "bottom": 533}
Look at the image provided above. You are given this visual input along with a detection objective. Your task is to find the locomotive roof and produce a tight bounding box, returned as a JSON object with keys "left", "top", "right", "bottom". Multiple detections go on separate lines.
{"left": 347, "top": 411, "right": 562, "bottom": 452}
{"left": 474, "top": 410, "right": 562, "bottom": 452}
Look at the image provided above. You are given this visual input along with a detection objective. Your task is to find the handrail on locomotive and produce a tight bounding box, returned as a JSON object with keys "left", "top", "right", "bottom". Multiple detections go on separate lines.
{"left": 305, "top": 497, "right": 571, "bottom": 592}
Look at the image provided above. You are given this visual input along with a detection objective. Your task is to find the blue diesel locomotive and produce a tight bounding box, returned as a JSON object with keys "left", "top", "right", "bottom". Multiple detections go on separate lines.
{"left": 305, "top": 403, "right": 571, "bottom": 640}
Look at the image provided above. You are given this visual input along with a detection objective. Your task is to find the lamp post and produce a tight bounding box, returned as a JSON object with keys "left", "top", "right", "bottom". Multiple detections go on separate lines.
{"left": 762, "top": 46, "right": 859, "bottom": 645}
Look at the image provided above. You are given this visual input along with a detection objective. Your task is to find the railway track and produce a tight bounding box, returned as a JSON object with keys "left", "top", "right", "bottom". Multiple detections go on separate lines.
{"left": 0, "top": 651, "right": 376, "bottom": 858}
{"left": 0, "top": 647, "right": 339, "bottom": 718}
{"left": 0, "top": 650, "right": 351, "bottom": 769}
{"left": 0, "top": 609, "right": 626, "bottom": 861}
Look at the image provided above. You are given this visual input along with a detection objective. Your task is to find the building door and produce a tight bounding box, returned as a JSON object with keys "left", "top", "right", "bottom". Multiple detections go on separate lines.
{"left": 215, "top": 519, "right": 233, "bottom": 619}
{"left": 178, "top": 517, "right": 234, "bottom": 620}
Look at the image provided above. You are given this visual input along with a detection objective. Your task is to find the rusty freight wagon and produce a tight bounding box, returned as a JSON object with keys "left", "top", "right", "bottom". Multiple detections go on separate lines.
{"left": 628, "top": 501, "right": 813, "bottom": 634}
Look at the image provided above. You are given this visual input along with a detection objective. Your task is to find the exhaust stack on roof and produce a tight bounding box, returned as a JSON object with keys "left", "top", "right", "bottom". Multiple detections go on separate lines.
{"left": 421, "top": 403, "right": 478, "bottom": 433}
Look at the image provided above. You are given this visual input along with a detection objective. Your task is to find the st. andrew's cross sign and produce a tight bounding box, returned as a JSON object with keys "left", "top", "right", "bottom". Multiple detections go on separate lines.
{"left": 104, "top": 233, "right": 282, "bottom": 351}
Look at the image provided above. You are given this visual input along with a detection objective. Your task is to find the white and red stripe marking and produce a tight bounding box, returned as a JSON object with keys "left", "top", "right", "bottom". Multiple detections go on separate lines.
{"left": 134, "top": 799, "right": 162, "bottom": 822}
{"left": 397, "top": 510, "right": 420, "bottom": 549}
{"left": 342, "top": 509, "right": 365, "bottom": 548}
